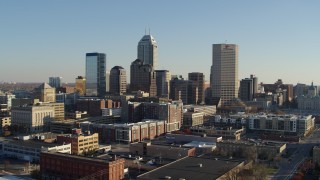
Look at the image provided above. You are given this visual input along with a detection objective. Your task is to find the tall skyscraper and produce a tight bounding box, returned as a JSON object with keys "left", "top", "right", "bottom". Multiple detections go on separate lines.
{"left": 210, "top": 44, "right": 239, "bottom": 106}
{"left": 130, "top": 59, "right": 157, "bottom": 97}
{"left": 49, "top": 77, "right": 62, "bottom": 88}
{"left": 85, "top": 53, "right": 106, "bottom": 97}
{"left": 188, "top": 72, "right": 205, "bottom": 104}
{"left": 137, "top": 34, "right": 158, "bottom": 69}
{"left": 109, "top": 66, "right": 127, "bottom": 95}
{"left": 155, "top": 70, "right": 171, "bottom": 98}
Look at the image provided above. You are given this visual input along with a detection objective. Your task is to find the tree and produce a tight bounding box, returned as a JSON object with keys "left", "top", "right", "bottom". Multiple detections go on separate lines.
{"left": 252, "top": 164, "right": 268, "bottom": 180}
{"left": 31, "top": 169, "right": 41, "bottom": 180}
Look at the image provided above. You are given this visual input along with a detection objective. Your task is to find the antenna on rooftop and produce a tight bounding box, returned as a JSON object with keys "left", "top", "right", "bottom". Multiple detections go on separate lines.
{"left": 145, "top": 27, "right": 147, "bottom": 35}
{"left": 149, "top": 28, "right": 151, "bottom": 35}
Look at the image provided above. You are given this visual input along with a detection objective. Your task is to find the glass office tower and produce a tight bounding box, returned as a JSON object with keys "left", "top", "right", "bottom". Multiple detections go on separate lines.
{"left": 85, "top": 52, "right": 106, "bottom": 97}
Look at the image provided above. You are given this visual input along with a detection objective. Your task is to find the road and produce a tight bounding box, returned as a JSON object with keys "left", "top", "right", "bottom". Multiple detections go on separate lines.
{"left": 271, "top": 127, "right": 320, "bottom": 180}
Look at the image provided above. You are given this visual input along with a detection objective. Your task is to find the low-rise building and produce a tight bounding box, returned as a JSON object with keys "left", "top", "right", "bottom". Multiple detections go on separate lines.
{"left": 50, "top": 120, "right": 76, "bottom": 133}
{"left": 40, "top": 151, "right": 125, "bottom": 180}
{"left": 56, "top": 130, "right": 99, "bottom": 155}
{"left": 183, "top": 105, "right": 216, "bottom": 116}
{"left": 216, "top": 140, "right": 286, "bottom": 160}
{"left": 248, "top": 114, "right": 314, "bottom": 137}
{"left": 130, "top": 142, "right": 196, "bottom": 160}
{"left": 137, "top": 156, "right": 249, "bottom": 180}
{"left": 183, "top": 112, "right": 204, "bottom": 128}
{"left": 80, "top": 120, "right": 166, "bottom": 144}
{"left": 0, "top": 138, "right": 71, "bottom": 162}
{"left": 190, "top": 126, "right": 246, "bottom": 140}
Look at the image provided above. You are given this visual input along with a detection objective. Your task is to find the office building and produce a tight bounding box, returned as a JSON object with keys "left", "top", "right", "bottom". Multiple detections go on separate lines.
{"left": 183, "top": 112, "right": 204, "bottom": 128}
{"left": 210, "top": 44, "right": 239, "bottom": 106}
{"left": 188, "top": 72, "right": 205, "bottom": 104}
{"left": 0, "top": 94, "right": 15, "bottom": 110}
{"left": 49, "top": 77, "right": 62, "bottom": 89}
{"left": 33, "top": 83, "right": 56, "bottom": 103}
{"left": 40, "top": 151, "right": 125, "bottom": 180}
{"left": 39, "top": 102, "right": 65, "bottom": 120}
{"left": 130, "top": 59, "right": 157, "bottom": 97}
{"left": 137, "top": 34, "right": 158, "bottom": 69}
{"left": 11, "top": 106, "right": 54, "bottom": 133}
{"left": 109, "top": 66, "right": 127, "bottom": 95}
{"left": 170, "top": 77, "right": 198, "bottom": 105}
{"left": 56, "top": 129, "right": 99, "bottom": 155}
{"left": 75, "top": 76, "right": 86, "bottom": 95}
{"left": 85, "top": 52, "right": 106, "bottom": 97}
{"left": 239, "top": 78, "right": 254, "bottom": 101}
{"left": 155, "top": 70, "right": 171, "bottom": 98}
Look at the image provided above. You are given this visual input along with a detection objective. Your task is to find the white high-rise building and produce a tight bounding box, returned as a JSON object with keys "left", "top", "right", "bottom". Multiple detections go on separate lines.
{"left": 137, "top": 34, "right": 158, "bottom": 69}
{"left": 210, "top": 44, "right": 239, "bottom": 106}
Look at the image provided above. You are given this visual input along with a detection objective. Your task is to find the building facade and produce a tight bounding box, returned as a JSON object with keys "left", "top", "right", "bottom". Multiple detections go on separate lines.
{"left": 137, "top": 34, "right": 158, "bottom": 69}
{"left": 49, "top": 77, "right": 62, "bottom": 89}
{"left": 80, "top": 120, "right": 166, "bottom": 144}
{"left": 40, "top": 152, "right": 125, "bottom": 180}
{"left": 75, "top": 76, "right": 86, "bottom": 96}
{"left": 11, "top": 106, "right": 54, "bottom": 132}
{"left": 155, "top": 70, "right": 171, "bottom": 98}
{"left": 248, "top": 114, "right": 314, "bottom": 137}
{"left": 239, "top": 77, "right": 254, "bottom": 101}
{"left": 109, "top": 66, "right": 127, "bottom": 95}
{"left": 85, "top": 52, "right": 106, "bottom": 97}
{"left": 0, "top": 138, "right": 71, "bottom": 162}
{"left": 188, "top": 72, "right": 205, "bottom": 104}
{"left": 210, "top": 44, "right": 239, "bottom": 106}
{"left": 183, "top": 112, "right": 204, "bottom": 128}
{"left": 56, "top": 131, "right": 99, "bottom": 155}
{"left": 33, "top": 83, "right": 56, "bottom": 103}
{"left": 130, "top": 59, "right": 157, "bottom": 97}
{"left": 170, "top": 77, "right": 198, "bottom": 105}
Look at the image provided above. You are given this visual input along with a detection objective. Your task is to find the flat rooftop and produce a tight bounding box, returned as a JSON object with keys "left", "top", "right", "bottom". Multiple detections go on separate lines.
{"left": 41, "top": 151, "right": 115, "bottom": 163}
{"left": 138, "top": 156, "right": 243, "bottom": 180}
{"left": 4, "top": 139, "right": 64, "bottom": 149}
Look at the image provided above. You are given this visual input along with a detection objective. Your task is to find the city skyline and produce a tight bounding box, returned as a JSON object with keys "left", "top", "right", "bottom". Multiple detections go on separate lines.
{"left": 1, "top": 1, "right": 320, "bottom": 84}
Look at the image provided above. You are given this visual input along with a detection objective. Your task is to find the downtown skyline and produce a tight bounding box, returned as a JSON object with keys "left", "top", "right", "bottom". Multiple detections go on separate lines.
{"left": 1, "top": 1, "right": 320, "bottom": 84}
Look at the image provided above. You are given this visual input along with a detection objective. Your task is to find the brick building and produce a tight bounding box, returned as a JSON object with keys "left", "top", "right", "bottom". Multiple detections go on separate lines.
{"left": 80, "top": 120, "right": 166, "bottom": 144}
{"left": 76, "top": 99, "right": 120, "bottom": 117}
{"left": 40, "top": 152, "right": 125, "bottom": 180}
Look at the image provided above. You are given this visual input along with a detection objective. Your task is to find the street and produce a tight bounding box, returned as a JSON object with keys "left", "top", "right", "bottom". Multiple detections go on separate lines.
{"left": 271, "top": 127, "right": 320, "bottom": 180}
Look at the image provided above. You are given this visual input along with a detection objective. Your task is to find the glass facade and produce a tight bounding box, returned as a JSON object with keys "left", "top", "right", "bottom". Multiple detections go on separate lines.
{"left": 85, "top": 53, "right": 106, "bottom": 97}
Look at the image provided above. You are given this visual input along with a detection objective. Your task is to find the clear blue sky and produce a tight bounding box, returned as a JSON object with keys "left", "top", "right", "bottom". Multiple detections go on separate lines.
{"left": 1, "top": 1, "right": 319, "bottom": 85}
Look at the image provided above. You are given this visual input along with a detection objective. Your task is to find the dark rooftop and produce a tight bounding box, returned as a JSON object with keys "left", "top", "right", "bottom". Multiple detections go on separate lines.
{"left": 41, "top": 151, "right": 116, "bottom": 164}
{"left": 137, "top": 156, "right": 243, "bottom": 180}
